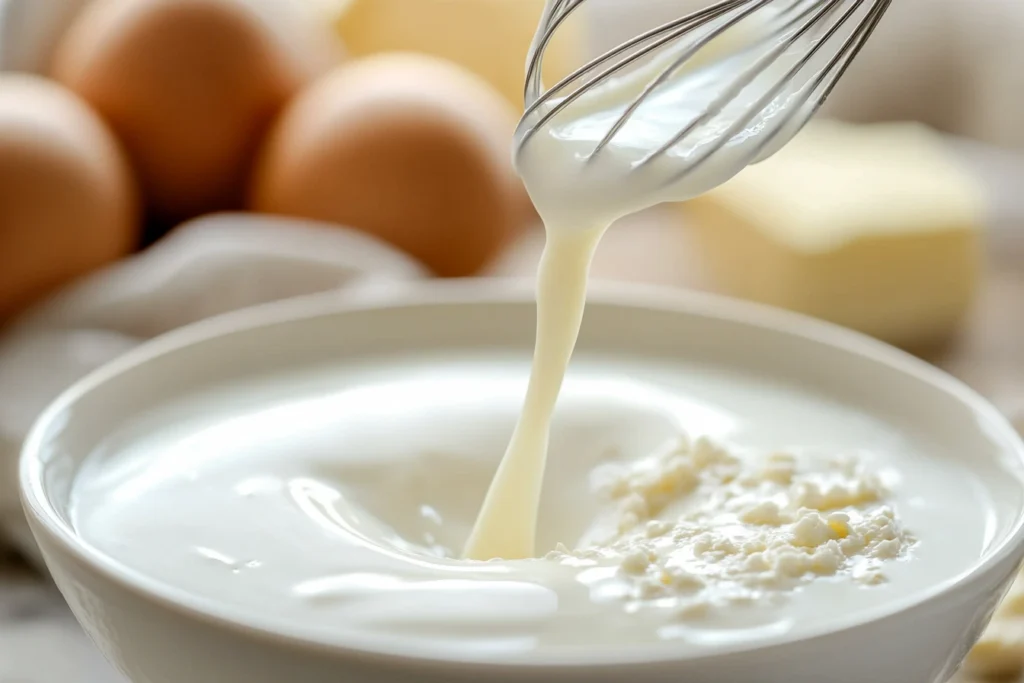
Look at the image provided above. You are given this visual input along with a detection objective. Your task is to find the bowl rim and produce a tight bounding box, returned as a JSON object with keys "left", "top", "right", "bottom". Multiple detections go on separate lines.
{"left": 19, "top": 278, "right": 1024, "bottom": 672}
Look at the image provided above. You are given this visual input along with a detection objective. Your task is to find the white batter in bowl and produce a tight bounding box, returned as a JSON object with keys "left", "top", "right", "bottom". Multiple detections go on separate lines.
{"left": 19, "top": 281, "right": 1024, "bottom": 683}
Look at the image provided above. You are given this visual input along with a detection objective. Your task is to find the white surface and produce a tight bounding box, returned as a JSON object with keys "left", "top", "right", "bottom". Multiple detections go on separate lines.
{"left": 19, "top": 282, "right": 1024, "bottom": 683}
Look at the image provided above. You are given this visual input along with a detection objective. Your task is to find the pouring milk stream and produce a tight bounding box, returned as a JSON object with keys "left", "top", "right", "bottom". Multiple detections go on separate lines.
{"left": 464, "top": 6, "right": 819, "bottom": 560}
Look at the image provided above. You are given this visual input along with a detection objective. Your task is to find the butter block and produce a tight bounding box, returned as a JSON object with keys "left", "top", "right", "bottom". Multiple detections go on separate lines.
{"left": 332, "top": 0, "right": 584, "bottom": 110}
{"left": 685, "top": 120, "right": 987, "bottom": 348}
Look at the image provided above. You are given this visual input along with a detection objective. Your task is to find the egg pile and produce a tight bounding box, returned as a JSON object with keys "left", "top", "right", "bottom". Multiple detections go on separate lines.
{"left": 0, "top": 0, "right": 539, "bottom": 322}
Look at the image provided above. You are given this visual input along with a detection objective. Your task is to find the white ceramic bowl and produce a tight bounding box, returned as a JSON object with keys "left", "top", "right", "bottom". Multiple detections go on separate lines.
{"left": 20, "top": 281, "right": 1024, "bottom": 683}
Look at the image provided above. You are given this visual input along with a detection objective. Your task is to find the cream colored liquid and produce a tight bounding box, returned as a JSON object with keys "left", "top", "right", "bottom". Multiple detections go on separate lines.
{"left": 464, "top": 228, "right": 603, "bottom": 559}
{"left": 458, "top": 227, "right": 648, "bottom": 560}
{"left": 464, "top": 3, "right": 815, "bottom": 560}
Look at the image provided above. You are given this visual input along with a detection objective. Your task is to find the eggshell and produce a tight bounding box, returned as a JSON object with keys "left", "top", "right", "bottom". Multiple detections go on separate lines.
{"left": 0, "top": 75, "right": 138, "bottom": 320}
{"left": 249, "top": 53, "right": 530, "bottom": 277}
{"left": 51, "top": 0, "right": 339, "bottom": 222}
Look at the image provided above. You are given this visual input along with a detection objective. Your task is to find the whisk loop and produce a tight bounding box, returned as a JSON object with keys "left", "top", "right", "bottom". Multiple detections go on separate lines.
{"left": 516, "top": 0, "right": 892, "bottom": 189}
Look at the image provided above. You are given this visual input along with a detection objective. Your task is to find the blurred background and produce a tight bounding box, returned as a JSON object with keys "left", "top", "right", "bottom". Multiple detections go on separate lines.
{"left": 0, "top": 1, "right": 1022, "bottom": 680}
{"left": 1, "top": 0, "right": 1022, "bottom": 324}
{"left": 1, "top": 0, "right": 1022, "bottom": 341}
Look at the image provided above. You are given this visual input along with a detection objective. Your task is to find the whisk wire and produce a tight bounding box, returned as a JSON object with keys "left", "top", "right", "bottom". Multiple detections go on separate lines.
{"left": 708, "top": 0, "right": 890, "bottom": 180}
{"left": 656, "top": 0, "right": 878, "bottom": 187}
{"left": 587, "top": 0, "right": 776, "bottom": 161}
{"left": 635, "top": 0, "right": 839, "bottom": 167}
{"left": 518, "top": 0, "right": 747, "bottom": 155}
{"left": 516, "top": 0, "right": 892, "bottom": 187}
{"left": 815, "top": 0, "right": 891, "bottom": 104}
{"left": 524, "top": 0, "right": 586, "bottom": 104}
{"left": 525, "top": 0, "right": 743, "bottom": 107}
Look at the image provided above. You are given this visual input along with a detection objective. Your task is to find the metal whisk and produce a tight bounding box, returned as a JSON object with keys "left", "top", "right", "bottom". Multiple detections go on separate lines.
{"left": 516, "top": 0, "right": 892, "bottom": 186}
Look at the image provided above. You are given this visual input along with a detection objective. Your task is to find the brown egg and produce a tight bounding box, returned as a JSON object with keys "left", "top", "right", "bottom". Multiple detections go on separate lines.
{"left": 249, "top": 53, "right": 529, "bottom": 277}
{"left": 51, "top": 0, "right": 338, "bottom": 222}
{"left": 0, "top": 75, "right": 138, "bottom": 321}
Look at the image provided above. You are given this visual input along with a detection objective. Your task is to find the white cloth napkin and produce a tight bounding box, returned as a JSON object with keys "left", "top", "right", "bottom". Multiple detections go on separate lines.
{"left": 0, "top": 213, "right": 427, "bottom": 561}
